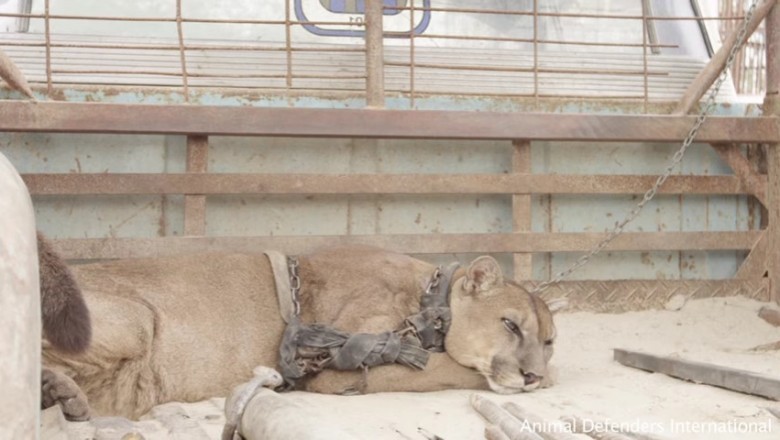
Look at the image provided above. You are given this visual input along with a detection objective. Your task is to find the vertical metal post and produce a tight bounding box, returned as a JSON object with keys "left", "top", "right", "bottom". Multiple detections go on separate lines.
{"left": 764, "top": 2, "right": 780, "bottom": 303}
{"left": 512, "top": 140, "right": 533, "bottom": 281}
{"left": 43, "top": 0, "right": 52, "bottom": 95}
{"left": 365, "top": 0, "right": 386, "bottom": 108}
{"left": 183, "top": 135, "right": 208, "bottom": 236}
{"left": 175, "top": 0, "right": 190, "bottom": 102}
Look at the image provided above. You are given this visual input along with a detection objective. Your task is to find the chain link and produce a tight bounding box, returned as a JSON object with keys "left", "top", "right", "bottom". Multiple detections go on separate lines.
{"left": 424, "top": 266, "right": 441, "bottom": 295}
{"left": 531, "top": 0, "right": 760, "bottom": 294}
{"left": 287, "top": 256, "right": 301, "bottom": 316}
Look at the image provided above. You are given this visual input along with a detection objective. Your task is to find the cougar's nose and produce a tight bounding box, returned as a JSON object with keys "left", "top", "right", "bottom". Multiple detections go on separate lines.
{"left": 522, "top": 371, "right": 541, "bottom": 386}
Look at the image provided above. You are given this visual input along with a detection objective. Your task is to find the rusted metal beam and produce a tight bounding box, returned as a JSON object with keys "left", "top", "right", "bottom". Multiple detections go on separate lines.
{"left": 22, "top": 173, "right": 765, "bottom": 196}
{"left": 766, "top": 1, "right": 780, "bottom": 304}
{"left": 736, "top": 231, "right": 768, "bottom": 279}
{"left": 710, "top": 143, "right": 767, "bottom": 206}
{"left": 183, "top": 135, "right": 208, "bottom": 236}
{"left": 674, "top": 0, "right": 777, "bottom": 115}
{"left": 512, "top": 141, "right": 533, "bottom": 281}
{"left": 614, "top": 349, "right": 780, "bottom": 401}
{"left": 0, "top": 101, "right": 777, "bottom": 142}
{"left": 50, "top": 231, "right": 761, "bottom": 260}
{"left": 364, "top": 0, "right": 385, "bottom": 108}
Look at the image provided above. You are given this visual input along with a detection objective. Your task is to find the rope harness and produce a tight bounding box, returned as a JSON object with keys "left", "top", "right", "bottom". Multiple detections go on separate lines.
{"left": 265, "top": 251, "right": 459, "bottom": 387}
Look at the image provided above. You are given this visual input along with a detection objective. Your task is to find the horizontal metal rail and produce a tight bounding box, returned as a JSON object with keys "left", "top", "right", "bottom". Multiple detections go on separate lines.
{"left": 0, "top": 102, "right": 776, "bottom": 142}
{"left": 21, "top": 173, "right": 766, "bottom": 197}
{"left": 51, "top": 231, "right": 762, "bottom": 260}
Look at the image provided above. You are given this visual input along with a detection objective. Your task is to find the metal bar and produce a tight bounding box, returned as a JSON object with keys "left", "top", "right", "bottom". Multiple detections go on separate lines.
{"left": 284, "top": 0, "right": 293, "bottom": 92}
{"left": 1, "top": 102, "right": 775, "bottom": 142}
{"left": 409, "top": 0, "right": 416, "bottom": 107}
{"left": 767, "top": 0, "right": 780, "bottom": 304}
{"left": 383, "top": 62, "right": 669, "bottom": 77}
{"left": 49, "top": 231, "right": 761, "bottom": 260}
{"left": 674, "top": 0, "right": 776, "bottom": 115}
{"left": 512, "top": 141, "right": 533, "bottom": 281}
{"left": 710, "top": 143, "right": 767, "bottom": 205}
{"left": 183, "top": 136, "right": 208, "bottom": 236}
{"left": 364, "top": 0, "right": 385, "bottom": 107}
{"left": 0, "top": 41, "right": 366, "bottom": 52}
{"left": 643, "top": 0, "right": 662, "bottom": 55}
{"left": 0, "top": 9, "right": 744, "bottom": 22}
{"left": 47, "top": 70, "right": 366, "bottom": 80}
{"left": 175, "top": 0, "right": 189, "bottom": 102}
{"left": 533, "top": 0, "right": 539, "bottom": 107}
{"left": 43, "top": 0, "right": 51, "bottom": 95}
{"left": 736, "top": 231, "right": 767, "bottom": 278}
{"left": 641, "top": 0, "right": 650, "bottom": 112}
{"left": 413, "top": 34, "right": 676, "bottom": 49}
{"left": 614, "top": 349, "right": 780, "bottom": 401}
{"left": 19, "top": 174, "right": 768, "bottom": 197}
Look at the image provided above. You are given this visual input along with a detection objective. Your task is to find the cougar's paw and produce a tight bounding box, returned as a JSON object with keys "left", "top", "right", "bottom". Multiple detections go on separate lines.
{"left": 41, "top": 368, "right": 91, "bottom": 421}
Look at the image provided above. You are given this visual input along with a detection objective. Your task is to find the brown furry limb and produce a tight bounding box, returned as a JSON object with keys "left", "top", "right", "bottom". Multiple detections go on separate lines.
{"left": 0, "top": 47, "right": 35, "bottom": 99}
{"left": 38, "top": 232, "right": 92, "bottom": 354}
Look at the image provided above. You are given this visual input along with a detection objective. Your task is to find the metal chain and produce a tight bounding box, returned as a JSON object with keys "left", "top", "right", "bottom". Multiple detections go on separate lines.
{"left": 425, "top": 266, "right": 442, "bottom": 295}
{"left": 531, "top": 0, "right": 760, "bottom": 294}
{"left": 287, "top": 256, "right": 302, "bottom": 316}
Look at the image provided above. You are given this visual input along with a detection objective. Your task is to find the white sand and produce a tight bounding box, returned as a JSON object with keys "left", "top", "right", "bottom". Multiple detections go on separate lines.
{"left": 51, "top": 296, "right": 780, "bottom": 440}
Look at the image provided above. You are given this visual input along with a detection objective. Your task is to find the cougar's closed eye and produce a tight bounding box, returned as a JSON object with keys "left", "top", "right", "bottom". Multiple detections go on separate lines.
{"left": 501, "top": 318, "right": 522, "bottom": 338}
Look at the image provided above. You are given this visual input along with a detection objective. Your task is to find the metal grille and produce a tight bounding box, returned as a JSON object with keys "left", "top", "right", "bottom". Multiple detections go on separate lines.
{"left": 720, "top": 0, "right": 767, "bottom": 95}
{"left": 0, "top": 0, "right": 746, "bottom": 108}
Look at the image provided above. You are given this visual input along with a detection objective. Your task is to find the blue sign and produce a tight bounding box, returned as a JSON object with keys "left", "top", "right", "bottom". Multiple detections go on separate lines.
{"left": 295, "top": 0, "right": 431, "bottom": 38}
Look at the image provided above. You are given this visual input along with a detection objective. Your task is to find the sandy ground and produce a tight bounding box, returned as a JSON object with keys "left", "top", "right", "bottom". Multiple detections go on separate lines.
{"left": 46, "top": 296, "right": 780, "bottom": 440}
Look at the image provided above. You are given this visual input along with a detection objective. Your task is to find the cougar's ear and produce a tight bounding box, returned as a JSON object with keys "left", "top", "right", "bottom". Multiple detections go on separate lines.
{"left": 463, "top": 256, "right": 504, "bottom": 295}
{"left": 546, "top": 298, "right": 568, "bottom": 314}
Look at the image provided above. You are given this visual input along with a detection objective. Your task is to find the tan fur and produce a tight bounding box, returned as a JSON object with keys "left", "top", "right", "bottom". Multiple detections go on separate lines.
{"left": 43, "top": 246, "right": 563, "bottom": 419}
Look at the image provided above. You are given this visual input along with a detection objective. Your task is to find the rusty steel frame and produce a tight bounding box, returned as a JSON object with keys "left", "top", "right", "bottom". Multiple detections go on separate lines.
{"left": 0, "top": 101, "right": 776, "bottom": 142}
{"left": 0, "top": 1, "right": 753, "bottom": 103}
{"left": 2, "top": 1, "right": 780, "bottom": 308}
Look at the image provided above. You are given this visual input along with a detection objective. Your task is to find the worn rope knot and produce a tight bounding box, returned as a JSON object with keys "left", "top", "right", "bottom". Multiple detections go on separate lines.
{"left": 268, "top": 252, "right": 462, "bottom": 387}
{"left": 278, "top": 317, "right": 429, "bottom": 386}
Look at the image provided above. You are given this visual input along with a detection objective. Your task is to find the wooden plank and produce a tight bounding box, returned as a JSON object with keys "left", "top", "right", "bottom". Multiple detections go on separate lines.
{"left": 710, "top": 143, "right": 767, "bottom": 206}
{"left": 0, "top": 101, "right": 777, "bottom": 142}
{"left": 512, "top": 141, "right": 533, "bottom": 281}
{"left": 183, "top": 135, "right": 208, "bottom": 236}
{"left": 50, "top": 231, "right": 761, "bottom": 260}
{"left": 614, "top": 349, "right": 780, "bottom": 401}
{"left": 21, "top": 173, "right": 763, "bottom": 196}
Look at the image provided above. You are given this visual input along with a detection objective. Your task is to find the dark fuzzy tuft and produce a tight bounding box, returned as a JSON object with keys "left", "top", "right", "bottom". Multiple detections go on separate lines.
{"left": 37, "top": 232, "right": 92, "bottom": 354}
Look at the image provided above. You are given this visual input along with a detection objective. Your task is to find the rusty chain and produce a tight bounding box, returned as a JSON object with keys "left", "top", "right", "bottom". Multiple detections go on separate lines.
{"left": 530, "top": 0, "right": 760, "bottom": 294}
{"left": 287, "top": 256, "right": 302, "bottom": 316}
